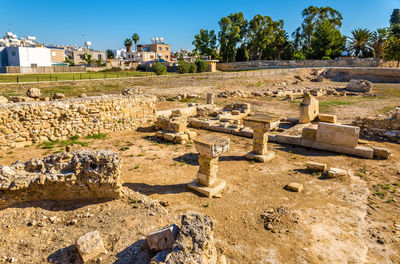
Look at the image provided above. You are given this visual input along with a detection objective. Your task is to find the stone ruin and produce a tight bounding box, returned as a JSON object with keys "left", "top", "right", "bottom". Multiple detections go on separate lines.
{"left": 299, "top": 93, "right": 337, "bottom": 124}
{"left": 0, "top": 150, "right": 122, "bottom": 209}
{"left": 353, "top": 107, "right": 400, "bottom": 143}
{"left": 346, "top": 79, "right": 373, "bottom": 93}
{"left": 188, "top": 135, "right": 230, "bottom": 197}
{"left": 243, "top": 114, "right": 279, "bottom": 162}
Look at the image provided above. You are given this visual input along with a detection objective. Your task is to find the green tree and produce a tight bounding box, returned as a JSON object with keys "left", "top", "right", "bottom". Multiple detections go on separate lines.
{"left": 247, "top": 15, "right": 275, "bottom": 60}
{"left": 295, "top": 6, "right": 343, "bottom": 57}
{"left": 188, "top": 63, "right": 197, "bottom": 73}
{"left": 177, "top": 60, "right": 191, "bottom": 74}
{"left": 132, "top": 33, "right": 140, "bottom": 51}
{"left": 152, "top": 62, "right": 167, "bottom": 75}
{"left": 195, "top": 60, "right": 209, "bottom": 72}
{"left": 124, "top": 38, "right": 133, "bottom": 52}
{"left": 310, "top": 19, "right": 346, "bottom": 59}
{"left": 235, "top": 44, "right": 249, "bottom": 61}
{"left": 348, "top": 29, "right": 373, "bottom": 58}
{"left": 96, "top": 57, "right": 104, "bottom": 67}
{"left": 192, "top": 29, "right": 218, "bottom": 59}
{"left": 390, "top": 9, "right": 400, "bottom": 26}
{"left": 218, "top": 12, "right": 248, "bottom": 62}
{"left": 384, "top": 35, "right": 400, "bottom": 67}
{"left": 371, "top": 28, "right": 388, "bottom": 58}
{"left": 81, "top": 53, "right": 94, "bottom": 65}
{"left": 106, "top": 49, "right": 114, "bottom": 59}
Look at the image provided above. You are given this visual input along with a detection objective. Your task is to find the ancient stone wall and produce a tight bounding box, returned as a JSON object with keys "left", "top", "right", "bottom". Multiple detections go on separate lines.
{"left": 216, "top": 59, "right": 382, "bottom": 71}
{"left": 0, "top": 94, "right": 156, "bottom": 149}
{"left": 353, "top": 111, "right": 400, "bottom": 143}
{"left": 0, "top": 150, "right": 122, "bottom": 209}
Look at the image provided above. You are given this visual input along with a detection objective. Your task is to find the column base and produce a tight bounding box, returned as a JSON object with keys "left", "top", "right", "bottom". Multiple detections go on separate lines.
{"left": 245, "top": 151, "right": 275, "bottom": 163}
{"left": 187, "top": 179, "right": 226, "bottom": 197}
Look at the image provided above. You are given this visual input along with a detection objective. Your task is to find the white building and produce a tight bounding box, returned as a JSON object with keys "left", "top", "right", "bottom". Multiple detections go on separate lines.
{"left": 0, "top": 47, "right": 51, "bottom": 67}
{"left": 112, "top": 49, "right": 126, "bottom": 60}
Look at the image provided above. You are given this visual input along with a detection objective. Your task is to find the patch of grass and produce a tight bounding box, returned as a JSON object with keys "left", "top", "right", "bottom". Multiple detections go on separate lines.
{"left": 38, "top": 136, "right": 89, "bottom": 150}
{"left": 385, "top": 198, "right": 395, "bottom": 204}
{"left": 6, "top": 151, "right": 13, "bottom": 154}
{"left": 137, "top": 153, "right": 145, "bottom": 156}
{"left": 319, "top": 100, "right": 355, "bottom": 110}
{"left": 179, "top": 98, "right": 198, "bottom": 103}
{"left": 203, "top": 203, "right": 210, "bottom": 208}
{"left": 134, "top": 164, "right": 140, "bottom": 169}
{"left": 85, "top": 133, "right": 107, "bottom": 140}
{"left": 119, "top": 147, "right": 130, "bottom": 151}
{"left": 374, "top": 191, "right": 386, "bottom": 199}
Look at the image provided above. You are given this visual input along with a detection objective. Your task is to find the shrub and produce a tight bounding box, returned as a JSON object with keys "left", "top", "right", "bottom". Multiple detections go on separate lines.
{"left": 189, "top": 63, "right": 197, "bottom": 73}
{"left": 152, "top": 62, "right": 167, "bottom": 75}
{"left": 195, "top": 60, "right": 208, "bottom": 72}
{"left": 177, "top": 60, "right": 190, "bottom": 74}
{"left": 322, "top": 56, "right": 331, "bottom": 60}
{"left": 293, "top": 51, "right": 306, "bottom": 60}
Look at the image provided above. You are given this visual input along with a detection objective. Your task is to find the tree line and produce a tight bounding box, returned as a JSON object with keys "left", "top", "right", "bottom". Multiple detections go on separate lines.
{"left": 192, "top": 6, "right": 400, "bottom": 66}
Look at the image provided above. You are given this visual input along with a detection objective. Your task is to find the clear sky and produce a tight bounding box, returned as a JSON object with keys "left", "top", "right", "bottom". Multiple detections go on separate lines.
{"left": 1, "top": 0, "right": 399, "bottom": 51}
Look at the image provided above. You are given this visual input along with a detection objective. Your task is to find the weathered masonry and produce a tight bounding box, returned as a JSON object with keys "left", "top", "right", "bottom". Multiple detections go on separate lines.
{"left": 0, "top": 95, "right": 156, "bottom": 149}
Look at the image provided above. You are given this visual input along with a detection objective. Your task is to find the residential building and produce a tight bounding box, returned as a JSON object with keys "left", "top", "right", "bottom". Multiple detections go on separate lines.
{"left": 70, "top": 50, "right": 106, "bottom": 65}
{"left": 126, "top": 38, "right": 171, "bottom": 62}
{"left": 112, "top": 49, "right": 126, "bottom": 60}
{"left": 0, "top": 47, "right": 51, "bottom": 67}
{"left": 46, "top": 46, "right": 66, "bottom": 63}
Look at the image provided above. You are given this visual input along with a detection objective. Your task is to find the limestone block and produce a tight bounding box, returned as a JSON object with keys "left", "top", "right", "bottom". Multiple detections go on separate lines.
{"left": 198, "top": 156, "right": 218, "bottom": 177}
{"left": 190, "top": 119, "right": 204, "bottom": 128}
{"left": 318, "top": 114, "right": 337, "bottom": 123}
{"left": 299, "top": 93, "right": 319, "bottom": 124}
{"left": 146, "top": 224, "right": 179, "bottom": 252}
{"left": 184, "top": 130, "right": 197, "bottom": 140}
{"left": 194, "top": 135, "right": 230, "bottom": 158}
{"left": 163, "top": 133, "right": 176, "bottom": 142}
{"left": 306, "top": 161, "right": 327, "bottom": 172}
{"left": 301, "top": 127, "right": 317, "bottom": 140}
{"left": 301, "top": 139, "right": 373, "bottom": 159}
{"left": 327, "top": 168, "right": 347, "bottom": 178}
{"left": 286, "top": 182, "right": 304, "bottom": 192}
{"left": 253, "top": 143, "right": 267, "bottom": 155}
{"left": 76, "top": 230, "right": 105, "bottom": 263}
{"left": 316, "top": 123, "right": 360, "bottom": 147}
{"left": 207, "top": 93, "right": 214, "bottom": 104}
{"left": 174, "top": 133, "right": 189, "bottom": 144}
{"left": 372, "top": 147, "right": 391, "bottom": 159}
{"left": 26, "top": 88, "right": 41, "bottom": 99}
{"left": 243, "top": 114, "right": 280, "bottom": 131}
{"left": 275, "top": 135, "right": 301, "bottom": 145}
{"left": 346, "top": 79, "right": 373, "bottom": 93}
{"left": 0, "top": 96, "right": 8, "bottom": 104}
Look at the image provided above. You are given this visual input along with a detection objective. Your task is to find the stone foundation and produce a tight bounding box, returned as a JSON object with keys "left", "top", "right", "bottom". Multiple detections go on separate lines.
{"left": 0, "top": 150, "right": 122, "bottom": 209}
{"left": 0, "top": 94, "right": 156, "bottom": 149}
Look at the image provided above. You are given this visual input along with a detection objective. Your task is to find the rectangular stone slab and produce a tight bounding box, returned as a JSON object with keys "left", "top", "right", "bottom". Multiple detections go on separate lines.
{"left": 243, "top": 114, "right": 280, "bottom": 130}
{"left": 187, "top": 179, "right": 226, "bottom": 197}
{"left": 194, "top": 135, "right": 230, "bottom": 158}
{"left": 301, "top": 139, "right": 373, "bottom": 159}
{"left": 316, "top": 123, "right": 360, "bottom": 147}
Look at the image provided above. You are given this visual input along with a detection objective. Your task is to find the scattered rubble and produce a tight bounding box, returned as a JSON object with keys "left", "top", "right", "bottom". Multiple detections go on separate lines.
{"left": 346, "top": 79, "right": 373, "bottom": 93}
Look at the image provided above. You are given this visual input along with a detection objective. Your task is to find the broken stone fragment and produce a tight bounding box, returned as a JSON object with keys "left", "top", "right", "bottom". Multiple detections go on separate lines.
{"left": 286, "top": 182, "right": 304, "bottom": 192}
{"left": 327, "top": 168, "right": 347, "bottom": 178}
{"left": 372, "top": 146, "right": 391, "bottom": 159}
{"left": 76, "top": 230, "right": 105, "bottom": 263}
{"left": 146, "top": 224, "right": 179, "bottom": 252}
{"left": 306, "top": 161, "right": 327, "bottom": 172}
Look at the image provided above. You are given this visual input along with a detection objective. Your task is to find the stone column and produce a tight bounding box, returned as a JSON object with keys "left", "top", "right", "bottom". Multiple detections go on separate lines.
{"left": 243, "top": 114, "right": 279, "bottom": 162}
{"left": 206, "top": 93, "right": 214, "bottom": 105}
{"left": 188, "top": 135, "right": 230, "bottom": 197}
{"left": 299, "top": 92, "right": 319, "bottom": 124}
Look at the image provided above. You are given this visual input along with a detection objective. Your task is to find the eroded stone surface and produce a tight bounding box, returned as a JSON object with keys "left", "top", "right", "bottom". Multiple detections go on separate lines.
{"left": 76, "top": 230, "right": 105, "bottom": 263}
{"left": 0, "top": 150, "right": 122, "bottom": 209}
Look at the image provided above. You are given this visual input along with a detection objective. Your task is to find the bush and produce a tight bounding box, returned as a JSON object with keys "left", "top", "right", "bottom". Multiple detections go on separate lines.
{"left": 322, "top": 56, "right": 331, "bottom": 60}
{"left": 100, "top": 67, "right": 122, "bottom": 72}
{"left": 177, "top": 60, "right": 190, "bottom": 74}
{"left": 152, "top": 62, "right": 167, "bottom": 75}
{"left": 189, "top": 63, "right": 197, "bottom": 73}
{"left": 195, "top": 60, "right": 208, "bottom": 72}
{"left": 293, "top": 51, "right": 306, "bottom": 60}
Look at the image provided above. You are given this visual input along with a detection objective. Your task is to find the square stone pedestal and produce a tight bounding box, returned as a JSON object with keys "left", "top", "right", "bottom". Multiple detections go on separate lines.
{"left": 187, "top": 179, "right": 226, "bottom": 197}
{"left": 243, "top": 114, "right": 279, "bottom": 163}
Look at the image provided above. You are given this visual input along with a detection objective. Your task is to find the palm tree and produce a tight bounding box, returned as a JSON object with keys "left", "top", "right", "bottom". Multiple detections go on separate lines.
{"left": 371, "top": 28, "right": 388, "bottom": 58}
{"left": 132, "top": 33, "right": 140, "bottom": 51}
{"left": 81, "top": 53, "right": 94, "bottom": 66}
{"left": 348, "top": 28, "right": 373, "bottom": 58}
{"left": 124, "top": 38, "right": 133, "bottom": 52}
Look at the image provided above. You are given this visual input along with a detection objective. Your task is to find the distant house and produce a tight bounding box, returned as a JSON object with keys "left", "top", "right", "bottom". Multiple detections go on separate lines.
{"left": 46, "top": 46, "right": 66, "bottom": 63}
{"left": 71, "top": 50, "right": 106, "bottom": 65}
{"left": 126, "top": 38, "right": 171, "bottom": 62}
{"left": 0, "top": 47, "right": 51, "bottom": 67}
{"left": 112, "top": 49, "right": 126, "bottom": 60}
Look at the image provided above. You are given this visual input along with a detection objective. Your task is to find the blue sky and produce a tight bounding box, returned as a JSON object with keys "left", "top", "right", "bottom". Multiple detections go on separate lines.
{"left": 1, "top": 0, "right": 399, "bottom": 51}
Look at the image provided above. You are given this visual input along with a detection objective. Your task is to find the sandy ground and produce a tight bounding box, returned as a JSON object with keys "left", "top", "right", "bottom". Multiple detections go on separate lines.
{"left": 0, "top": 70, "right": 399, "bottom": 263}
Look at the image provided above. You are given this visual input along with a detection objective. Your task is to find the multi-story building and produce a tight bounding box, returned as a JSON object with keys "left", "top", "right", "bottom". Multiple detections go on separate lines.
{"left": 112, "top": 49, "right": 126, "bottom": 60}
{"left": 70, "top": 50, "right": 106, "bottom": 65}
{"left": 126, "top": 38, "right": 171, "bottom": 62}
{"left": 0, "top": 47, "right": 51, "bottom": 67}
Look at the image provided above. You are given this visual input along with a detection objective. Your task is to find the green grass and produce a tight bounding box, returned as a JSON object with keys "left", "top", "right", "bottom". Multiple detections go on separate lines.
{"left": 85, "top": 133, "right": 107, "bottom": 140}
{"left": 319, "top": 100, "right": 355, "bottom": 110}
{"left": 38, "top": 136, "right": 89, "bottom": 150}
{"left": 0, "top": 71, "right": 154, "bottom": 84}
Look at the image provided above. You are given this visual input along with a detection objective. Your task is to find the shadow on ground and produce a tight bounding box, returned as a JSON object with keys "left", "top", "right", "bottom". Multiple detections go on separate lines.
{"left": 123, "top": 182, "right": 189, "bottom": 196}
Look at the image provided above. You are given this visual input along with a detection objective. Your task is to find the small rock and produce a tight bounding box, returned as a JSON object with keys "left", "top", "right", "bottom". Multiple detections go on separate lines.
{"left": 286, "top": 182, "right": 304, "bottom": 193}
{"left": 26, "top": 88, "right": 41, "bottom": 99}
{"left": 76, "top": 230, "right": 105, "bottom": 263}
{"left": 52, "top": 93, "right": 66, "bottom": 100}
{"left": 146, "top": 224, "right": 179, "bottom": 252}
{"left": 327, "top": 168, "right": 347, "bottom": 178}
{"left": 212, "top": 193, "right": 222, "bottom": 198}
